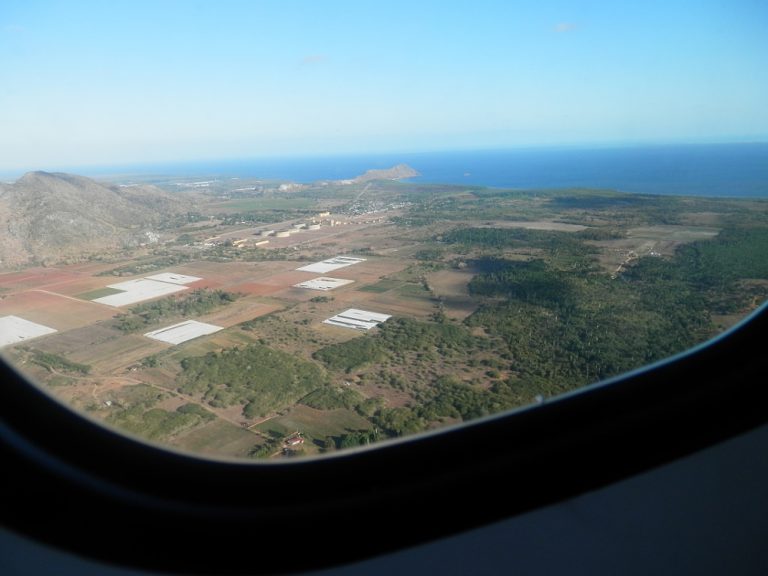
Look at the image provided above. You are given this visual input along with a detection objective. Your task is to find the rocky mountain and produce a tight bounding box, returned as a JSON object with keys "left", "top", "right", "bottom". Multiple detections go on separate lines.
{"left": 0, "top": 171, "right": 190, "bottom": 267}
{"left": 352, "top": 164, "right": 420, "bottom": 183}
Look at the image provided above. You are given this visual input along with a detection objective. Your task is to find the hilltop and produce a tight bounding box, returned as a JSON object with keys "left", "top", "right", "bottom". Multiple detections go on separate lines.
{"left": 0, "top": 171, "right": 190, "bottom": 267}
{"left": 351, "top": 164, "right": 420, "bottom": 183}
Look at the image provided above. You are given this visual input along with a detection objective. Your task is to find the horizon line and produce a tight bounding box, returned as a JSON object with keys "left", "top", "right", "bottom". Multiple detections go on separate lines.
{"left": 2, "top": 139, "right": 767, "bottom": 181}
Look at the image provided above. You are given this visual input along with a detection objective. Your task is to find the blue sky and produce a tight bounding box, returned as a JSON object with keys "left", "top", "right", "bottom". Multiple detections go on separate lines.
{"left": 1, "top": 0, "right": 766, "bottom": 172}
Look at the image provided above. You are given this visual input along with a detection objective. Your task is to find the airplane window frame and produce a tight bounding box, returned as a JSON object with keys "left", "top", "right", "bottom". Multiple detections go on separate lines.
{"left": 2, "top": 300, "right": 767, "bottom": 574}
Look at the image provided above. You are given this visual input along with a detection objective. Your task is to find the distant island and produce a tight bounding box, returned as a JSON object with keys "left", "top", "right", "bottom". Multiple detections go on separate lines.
{"left": 349, "top": 164, "right": 419, "bottom": 184}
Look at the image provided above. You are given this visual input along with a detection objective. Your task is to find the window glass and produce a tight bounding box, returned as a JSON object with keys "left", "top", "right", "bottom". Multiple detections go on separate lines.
{"left": 1, "top": 1, "right": 766, "bottom": 460}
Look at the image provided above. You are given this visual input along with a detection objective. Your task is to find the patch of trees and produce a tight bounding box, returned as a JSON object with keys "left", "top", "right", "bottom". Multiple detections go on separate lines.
{"left": 178, "top": 343, "right": 327, "bottom": 418}
{"left": 676, "top": 227, "right": 768, "bottom": 292}
{"left": 300, "top": 386, "right": 364, "bottom": 410}
{"left": 364, "top": 257, "right": 720, "bottom": 440}
{"left": 249, "top": 440, "right": 280, "bottom": 458}
{"left": 30, "top": 349, "right": 91, "bottom": 375}
{"left": 370, "top": 406, "right": 427, "bottom": 437}
{"left": 107, "top": 403, "right": 213, "bottom": 441}
{"left": 391, "top": 215, "right": 437, "bottom": 227}
{"left": 469, "top": 188, "right": 527, "bottom": 199}
{"left": 467, "top": 254, "right": 712, "bottom": 387}
{"left": 442, "top": 227, "right": 600, "bottom": 270}
{"left": 309, "top": 295, "right": 334, "bottom": 303}
{"left": 176, "top": 402, "right": 217, "bottom": 421}
{"left": 239, "top": 311, "right": 280, "bottom": 332}
{"left": 378, "top": 317, "right": 474, "bottom": 355}
{"left": 549, "top": 193, "right": 686, "bottom": 226}
{"left": 327, "top": 429, "right": 380, "bottom": 450}
{"left": 468, "top": 258, "right": 577, "bottom": 310}
{"left": 313, "top": 317, "right": 476, "bottom": 373}
{"left": 115, "top": 289, "right": 239, "bottom": 332}
{"left": 368, "top": 376, "right": 536, "bottom": 439}
{"left": 443, "top": 227, "right": 574, "bottom": 249}
{"left": 550, "top": 193, "right": 650, "bottom": 210}
{"left": 98, "top": 253, "right": 192, "bottom": 277}
{"left": 393, "top": 193, "right": 519, "bottom": 225}
{"left": 417, "top": 376, "right": 501, "bottom": 421}
{"left": 313, "top": 336, "right": 384, "bottom": 373}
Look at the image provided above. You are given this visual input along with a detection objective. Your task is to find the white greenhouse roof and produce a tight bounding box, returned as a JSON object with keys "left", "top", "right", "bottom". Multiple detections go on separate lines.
{"left": 144, "top": 320, "right": 223, "bottom": 345}
{"left": 296, "top": 256, "right": 366, "bottom": 274}
{"left": 93, "top": 279, "right": 189, "bottom": 307}
{"left": 294, "top": 277, "right": 354, "bottom": 291}
{"left": 323, "top": 308, "right": 391, "bottom": 331}
{"left": 145, "top": 273, "right": 202, "bottom": 285}
{"left": 0, "top": 315, "right": 57, "bottom": 348}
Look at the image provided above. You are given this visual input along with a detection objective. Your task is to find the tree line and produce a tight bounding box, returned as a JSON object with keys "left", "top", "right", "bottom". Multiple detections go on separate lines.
{"left": 114, "top": 289, "right": 239, "bottom": 332}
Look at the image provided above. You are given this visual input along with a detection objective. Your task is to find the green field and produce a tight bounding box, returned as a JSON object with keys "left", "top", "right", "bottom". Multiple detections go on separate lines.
{"left": 358, "top": 278, "right": 402, "bottom": 292}
{"left": 77, "top": 287, "right": 124, "bottom": 300}
{"left": 172, "top": 419, "right": 261, "bottom": 457}
{"left": 254, "top": 405, "right": 373, "bottom": 440}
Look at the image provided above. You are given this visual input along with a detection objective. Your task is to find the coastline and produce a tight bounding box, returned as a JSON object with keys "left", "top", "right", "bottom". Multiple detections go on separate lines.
{"left": 4, "top": 142, "right": 767, "bottom": 198}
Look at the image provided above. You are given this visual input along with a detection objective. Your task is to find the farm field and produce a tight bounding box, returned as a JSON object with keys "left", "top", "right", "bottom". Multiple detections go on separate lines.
{"left": 0, "top": 290, "right": 115, "bottom": 329}
{"left": 2, "top": 179, "right": 767, "bottom": 461}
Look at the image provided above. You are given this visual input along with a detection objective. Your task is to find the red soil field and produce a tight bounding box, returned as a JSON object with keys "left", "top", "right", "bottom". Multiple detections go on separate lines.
{"left": 253, "top": 270, "right": 318, "bottom": 287}
{"left": 227, "top": 283, "right": 286, "bottom": 296}
{"left": 0, "top": 268, "right": 80, "bottom": 292}
{"left": 0, "top": 290, "right": 114, "bottom": 330}
{"left": 187, "top": 279, "right": 225, "bottom": 290}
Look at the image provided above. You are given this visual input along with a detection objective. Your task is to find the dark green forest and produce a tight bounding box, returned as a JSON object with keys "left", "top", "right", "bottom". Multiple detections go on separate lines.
{"left": 303, "top": 222, "right": 768, "bottom": 445}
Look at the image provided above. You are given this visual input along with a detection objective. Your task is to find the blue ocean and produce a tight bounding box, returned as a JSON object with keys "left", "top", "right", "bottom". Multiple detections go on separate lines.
{"left": 97, "top": 143, "right": 768, "bottom": 198}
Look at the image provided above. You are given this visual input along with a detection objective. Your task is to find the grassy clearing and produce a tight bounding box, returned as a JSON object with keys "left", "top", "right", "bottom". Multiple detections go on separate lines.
{"left": 255, "top": 405, "right": 372, "bottom": 440}
{"left": 358, "top": 278, "right": 402, "bottom": 293}
{"left": 173, "top": 419, "right": 262, "bottom": 457}
{"left": 77, "top": 287, "right": 124, "bottom": 300}
{"left": 396, "top": 283, "right": 431, "bottom": 299}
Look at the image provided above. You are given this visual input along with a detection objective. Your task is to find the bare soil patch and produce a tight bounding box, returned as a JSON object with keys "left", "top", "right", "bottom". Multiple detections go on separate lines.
{"left": 186, "top": 278, "right": 225, "bottom": 290}
{"left": 427, "top": 268, "right": 478, "bottom": 320}
{"left": 355, "top": 380, "right": 413, "bottom": 409}
{"left": 627, "top": 224, "right": 720, "bottom": 242}
{"left": 202, "top": 300, "right": 284, "bottom": 327}
{"left": 255, "top": 270, "right": 319, "bottom": 287}
{"left": 228, "top": 282, "right": 286, "bottom": 296}
{"left": 0, "top": 267, "right": 80, "bottom": 292}
{"left": 0, "top": 291, "right": 114, "bottom": 330}
{"left": 678, "top": 212, "right": 724, "bottom": 226}
{"left": 481, "top": 220, "right": 588, "bottom": 232}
